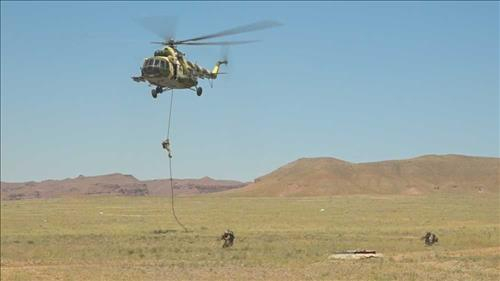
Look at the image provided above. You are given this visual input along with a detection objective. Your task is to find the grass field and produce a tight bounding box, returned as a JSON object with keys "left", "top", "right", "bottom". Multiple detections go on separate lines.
{"left": 1, "top": 194, "right": 499, "bottom": 280}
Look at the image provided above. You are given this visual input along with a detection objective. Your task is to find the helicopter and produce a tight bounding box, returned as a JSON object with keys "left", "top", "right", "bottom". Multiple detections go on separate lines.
{"left": 132, "top": 20, "right": 281, "bottom": 98}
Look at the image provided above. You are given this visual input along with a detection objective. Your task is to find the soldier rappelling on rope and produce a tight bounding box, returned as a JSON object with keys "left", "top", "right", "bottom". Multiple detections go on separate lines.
{"left": 162, "top": 138, "right": 172, "bottom": 158}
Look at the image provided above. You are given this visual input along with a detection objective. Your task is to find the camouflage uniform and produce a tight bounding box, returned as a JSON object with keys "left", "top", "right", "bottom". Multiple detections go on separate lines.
{"left": 220, "top": 229, "right": 235, "bottom": 248}
{"left": 421, "top": 232, "right": 439, "bottom": 246}
{"left": 162, "top": 139, "right": 172, "bottom": 158}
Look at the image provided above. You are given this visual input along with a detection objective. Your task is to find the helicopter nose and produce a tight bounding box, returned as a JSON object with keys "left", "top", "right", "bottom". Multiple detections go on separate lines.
{"left": 142, "top": 58, "right": 164, "bottom": 76}
{"left": 142, "top": 66, "right": 161, "bottom": 77}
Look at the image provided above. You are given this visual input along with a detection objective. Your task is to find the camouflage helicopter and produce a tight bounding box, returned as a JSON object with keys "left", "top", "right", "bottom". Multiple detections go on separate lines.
{"left": 132, "top": 20, "right": 280, "bottom": 98}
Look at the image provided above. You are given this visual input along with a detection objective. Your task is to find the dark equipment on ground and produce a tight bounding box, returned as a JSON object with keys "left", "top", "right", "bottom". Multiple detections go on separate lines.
{"left": 421, "top": 232, "right": 439, "bottom": 246}
{"left": 334, "top": 249, "right": 377, "bottom": 254}
{"left": 220, "top": 229, "right": 235, "bottom": 248}
{"left": 329, "top": 249, "right": 383, "bottom": 260}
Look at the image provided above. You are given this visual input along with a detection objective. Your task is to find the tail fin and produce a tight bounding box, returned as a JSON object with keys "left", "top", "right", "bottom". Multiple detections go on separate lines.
{"left": 211, "top": 60, "right": 228, "bottom": 78}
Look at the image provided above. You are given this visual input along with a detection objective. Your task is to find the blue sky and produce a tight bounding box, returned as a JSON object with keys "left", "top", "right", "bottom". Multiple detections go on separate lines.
{"left": 1, "top": 1, "right": 498, "bottom": 182}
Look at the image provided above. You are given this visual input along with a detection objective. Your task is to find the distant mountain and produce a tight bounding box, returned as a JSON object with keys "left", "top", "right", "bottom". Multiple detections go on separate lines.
{"left": 3, "top": 155, "right": 498, "bottom": 200}
{"left": 143, "top": 176, "right": 247, "bottom": 196}
{"left": 0, "top": 174, "right": 247, "bottom": 200}
{"left": 225, "top": 155, "right": 500, "bottom": 196}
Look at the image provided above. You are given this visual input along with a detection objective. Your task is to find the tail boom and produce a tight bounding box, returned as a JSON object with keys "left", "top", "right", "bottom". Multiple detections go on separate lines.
{"left": 211, "top": 60, "right": 228, "bottom": 79}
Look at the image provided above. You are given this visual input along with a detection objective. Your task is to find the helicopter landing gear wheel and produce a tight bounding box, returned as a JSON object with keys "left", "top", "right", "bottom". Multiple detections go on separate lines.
{"left": 151, "top": 89, "right": 158, "bottom": 99}
{"left": 196, "top": 87, "right": 203, "bottom": 96}
{"left": 151, "top": 86, "right": 163, "bottom": 99}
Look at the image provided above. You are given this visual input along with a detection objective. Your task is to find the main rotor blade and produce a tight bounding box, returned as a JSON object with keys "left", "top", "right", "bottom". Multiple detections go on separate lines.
{"left": 181, "top": 40, "right": 258, "bottom": 46}
{"left": 177, "top": 20, "right": 282, "bottom": 43}
{"left": 138, "top": 16, "right": 177, "bottom": 41}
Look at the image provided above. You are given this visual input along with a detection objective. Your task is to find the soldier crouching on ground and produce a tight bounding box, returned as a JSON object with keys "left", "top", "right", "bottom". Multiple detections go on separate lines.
{"left": 421, "top": 232, "right": 439, "bottom": 246}
{"left": 220, "top": 229, "right": 235, "bottom": 248}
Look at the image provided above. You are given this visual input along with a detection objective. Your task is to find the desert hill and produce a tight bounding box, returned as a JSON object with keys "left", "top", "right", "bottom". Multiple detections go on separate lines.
{"left": 227, "top": 154, "right": 500, "bottom": 196}
{"left": 143, "top": 176, "right": 247, "bottom": 195}
{"left": 0, "top": 174, "right": 247, "bottom": 200}
{"left": 2, "top": 155, "right": 498, "bottom": 200}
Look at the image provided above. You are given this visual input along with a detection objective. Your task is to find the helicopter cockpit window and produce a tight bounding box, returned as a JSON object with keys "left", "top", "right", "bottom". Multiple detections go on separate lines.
{"left": 144, "top": 59, "right": 154, "bottom": 67}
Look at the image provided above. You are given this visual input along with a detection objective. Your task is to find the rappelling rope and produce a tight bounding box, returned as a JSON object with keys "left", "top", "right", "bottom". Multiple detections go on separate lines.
{"left": 164, "top": 90, "right": 188, "bottom": 232}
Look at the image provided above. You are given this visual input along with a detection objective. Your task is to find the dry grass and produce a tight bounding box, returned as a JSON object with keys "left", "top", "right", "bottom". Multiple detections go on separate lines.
{"left": 1, "top": 194, "right": 499, "bottom": 280}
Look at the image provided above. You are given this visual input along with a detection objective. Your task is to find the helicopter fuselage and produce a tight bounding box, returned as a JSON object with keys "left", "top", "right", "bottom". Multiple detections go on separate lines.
{"left": 132, "top": 46, "right": 226, "bottom": 97}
